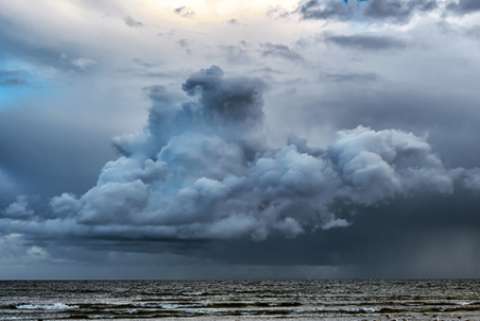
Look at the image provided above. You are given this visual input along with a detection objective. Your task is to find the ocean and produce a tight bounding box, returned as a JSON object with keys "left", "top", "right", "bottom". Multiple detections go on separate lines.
{"left": 0, "top": 280, "right": 479, "bottom": 320}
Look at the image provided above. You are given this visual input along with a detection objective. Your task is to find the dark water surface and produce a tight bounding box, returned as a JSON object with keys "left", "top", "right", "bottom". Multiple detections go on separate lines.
{"left": 1, "top": 280, "right": 480, "bottom": 320}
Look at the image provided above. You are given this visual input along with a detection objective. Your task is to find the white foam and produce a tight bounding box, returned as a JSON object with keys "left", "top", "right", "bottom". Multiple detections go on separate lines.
{"left": 16, "top": 303, "right": 78, "bottom": 310}
{"left": 359, "top": 307, "right": 378, "bottom": 313}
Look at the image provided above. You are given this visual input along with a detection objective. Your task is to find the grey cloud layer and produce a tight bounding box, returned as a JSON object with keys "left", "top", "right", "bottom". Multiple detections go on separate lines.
{"left": 297, "top": 0, "right": 480, "bottom": 23}
{"left": 298, "top": 0, "right": 438, "bottom": 23}
{"left": 2, "top": 66, "right": 480, "bottom": 244}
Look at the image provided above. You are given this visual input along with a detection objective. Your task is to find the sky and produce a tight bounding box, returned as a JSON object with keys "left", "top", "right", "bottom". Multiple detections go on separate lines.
{"left": 1, "top": 0, "right": 480, "bottom": 279}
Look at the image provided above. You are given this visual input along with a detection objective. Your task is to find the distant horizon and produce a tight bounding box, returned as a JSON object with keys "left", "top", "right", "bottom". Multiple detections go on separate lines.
{"left": 2, "top": 278, "right": 480, "bottom": 281}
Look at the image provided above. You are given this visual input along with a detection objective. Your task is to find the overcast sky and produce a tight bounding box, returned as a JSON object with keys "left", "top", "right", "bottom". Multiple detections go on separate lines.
{"left": 1, "top": 0, "right": 480, "bottom": 279}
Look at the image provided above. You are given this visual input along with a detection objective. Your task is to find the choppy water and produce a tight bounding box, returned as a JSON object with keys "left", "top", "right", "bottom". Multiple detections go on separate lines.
{"left": 1, "top": 280, "right": 480, "bottom": 320}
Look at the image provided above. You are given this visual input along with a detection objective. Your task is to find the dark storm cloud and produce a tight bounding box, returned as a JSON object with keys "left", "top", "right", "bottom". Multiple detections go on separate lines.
{"left": 2, "top": 66, "right": 480, "bottom": 248}
{"left": 174, "top": 6, "right": 195, "bottom": 18}
{"left": 260, "top": 43, "right": 305, "bottom": 62}
{"left": 203, "top": 190, "right": 480, "bottom": 277}
{"left": 298, "top": 0, "right": 438, "bottom": 24}
{"left": 123, "top": 16, "right": 143, "bottom": 28}
{"left": 446, "top": 0, "right": 480, "bottom": 15}
{"left": 180, "top": 66, "right": 266, "bottom": 125}
{"left": 324, "top": 33, "right": 406, "bottom": 50}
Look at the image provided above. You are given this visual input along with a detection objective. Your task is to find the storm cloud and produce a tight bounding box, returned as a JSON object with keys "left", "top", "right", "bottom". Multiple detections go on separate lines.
{"left": 2, "top": 66, "right": 480, "bottom": 246}
{"left": 2, "top": 0, "right": 480, "bottom": 278}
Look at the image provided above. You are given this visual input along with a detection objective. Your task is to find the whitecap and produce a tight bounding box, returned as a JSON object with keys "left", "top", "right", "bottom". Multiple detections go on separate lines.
{"left": 16, "top": 303, "right": 78, "bottom": 310}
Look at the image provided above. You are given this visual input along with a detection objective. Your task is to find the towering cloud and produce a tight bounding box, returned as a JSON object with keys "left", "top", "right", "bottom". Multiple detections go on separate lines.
{"left": 2, "top": 66, "right": 480, "bottom": 245}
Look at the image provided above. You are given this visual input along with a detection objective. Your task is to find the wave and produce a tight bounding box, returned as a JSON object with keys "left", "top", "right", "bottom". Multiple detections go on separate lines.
{"left": 15, "top": 303, "right": 78, "bottom": 311}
